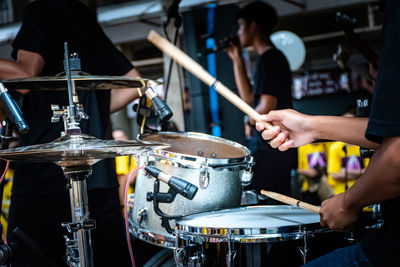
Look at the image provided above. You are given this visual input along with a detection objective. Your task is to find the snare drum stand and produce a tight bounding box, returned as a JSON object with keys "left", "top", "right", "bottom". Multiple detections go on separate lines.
{"left": 51, "top": 43, "right": 94, "bottom": 267}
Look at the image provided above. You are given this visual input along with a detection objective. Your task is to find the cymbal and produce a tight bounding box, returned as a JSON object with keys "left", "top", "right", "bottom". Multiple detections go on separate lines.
{"left": 0, "top": 134, "right": 169, "bottom": 167}
{"left": 2, "top": 72, "right": 161, "bottom": 91}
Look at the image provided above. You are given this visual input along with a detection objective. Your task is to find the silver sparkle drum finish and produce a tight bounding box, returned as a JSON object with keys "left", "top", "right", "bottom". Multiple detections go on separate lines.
{"left": 129, "top": 132, "right": 253, "bottom": 248}
{"left": 174, "top": 206, "right": 347, "bottom": 267}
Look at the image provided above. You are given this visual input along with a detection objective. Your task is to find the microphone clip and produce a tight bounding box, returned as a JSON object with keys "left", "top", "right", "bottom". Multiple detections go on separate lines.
{"left": 146, "top": 179, "right": 182, "bottom": 234}
{"left": 133, "top": 87, "right": 173, "bottom": 132}
{"left": 144, "top": 165, "right": 198, "bottom": 233}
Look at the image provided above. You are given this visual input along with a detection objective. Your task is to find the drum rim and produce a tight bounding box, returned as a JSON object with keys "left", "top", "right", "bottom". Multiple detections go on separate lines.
{"left": 139, "top": 132, "right": 252, "bottom": 166}
{"left": 175, "top": 205, "right": 328, "bottom": 243}
{"left": 130, "top": 225, "right": 177, "bottom": 249}
{"left": 176, "top": 223, "right": 327, "bottom": 243}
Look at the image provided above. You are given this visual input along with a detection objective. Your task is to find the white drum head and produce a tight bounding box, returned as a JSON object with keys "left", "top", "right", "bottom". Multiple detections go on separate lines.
{"left": 176, "top": 205, "right": 322, "bottom": 243}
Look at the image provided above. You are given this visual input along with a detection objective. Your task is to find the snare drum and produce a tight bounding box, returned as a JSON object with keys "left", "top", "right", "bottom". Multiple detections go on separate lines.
{"left": 129, "top": 132, "right": 253, "bottom": 248}
{"left": 175, "top": 206, "right": 349, "bottom": 267}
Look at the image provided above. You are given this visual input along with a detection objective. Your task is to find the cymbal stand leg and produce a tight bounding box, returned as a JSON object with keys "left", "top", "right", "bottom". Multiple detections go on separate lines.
{"left": 62, "top": 167, "right": 96, "bottom": 267}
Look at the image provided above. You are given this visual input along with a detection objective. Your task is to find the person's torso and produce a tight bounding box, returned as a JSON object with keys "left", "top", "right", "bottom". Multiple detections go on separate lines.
{"left": 11, "top": 0, "right": 131, "bottom": 195}
{"left": 251, "top": 48, "right": 293, "bottom": 153}
{"left": 327, "top": 142, "right": 365, "bottom": 195}
{"left": 253, "top": 48, "right": 293, "bottom": 109}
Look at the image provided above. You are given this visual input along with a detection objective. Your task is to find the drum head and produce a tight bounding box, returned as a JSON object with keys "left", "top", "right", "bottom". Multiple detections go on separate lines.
{"left": 140, "top": 132, "right": 250, "bottom": 166}
{"left": 176, "top": 205, "right": 322, "bottom": 243}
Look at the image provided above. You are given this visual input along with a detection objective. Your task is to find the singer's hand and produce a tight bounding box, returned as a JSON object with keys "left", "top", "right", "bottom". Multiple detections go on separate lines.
{"left": 225, "top": 41, "right": 242, "bottom": 61}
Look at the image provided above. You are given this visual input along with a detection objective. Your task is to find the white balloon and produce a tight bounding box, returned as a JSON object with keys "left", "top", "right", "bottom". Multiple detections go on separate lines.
{"left": 270, "top": 30, "right": 306, "bottom": 71}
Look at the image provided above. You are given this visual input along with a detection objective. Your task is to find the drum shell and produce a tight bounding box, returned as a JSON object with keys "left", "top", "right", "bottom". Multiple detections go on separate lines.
{"left": 174, "top": 206, "right": 351, "bottom": 267}
{"left": 130, "top": 132, "right": 252, "bottom": 248}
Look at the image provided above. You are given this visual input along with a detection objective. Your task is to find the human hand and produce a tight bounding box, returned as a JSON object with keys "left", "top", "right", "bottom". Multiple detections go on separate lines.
{"left": 297, "top": 168, "right": 318, "bottom": 177}
{"left": 255, "top": 109, "right": 316, "bottom": 151}
{"left": 224, "top": 40, "right": 242, "bottom": 61}
{"left": 320, "top": 193, "right": 361, "bottom": 232}
{"left": 369, "top": 62, "right": 378, "bottom": 80}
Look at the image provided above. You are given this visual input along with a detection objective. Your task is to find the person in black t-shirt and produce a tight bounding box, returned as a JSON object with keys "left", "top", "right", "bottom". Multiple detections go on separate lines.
{"left": 0, "top": 0, "right": 144, "bottom": 266}
{"left": 256, "top": 0, "right": 400, "bottom": 265}
{"left": 225, "top": 1, "right": 297, "bottom": 199}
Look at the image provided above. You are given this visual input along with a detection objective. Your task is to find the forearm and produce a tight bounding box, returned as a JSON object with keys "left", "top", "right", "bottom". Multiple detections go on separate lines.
{"left": 0, "top": 58, "right": 34, "bottom": 80}
{"left": 343, "top": 137, "right": 400, "bottom": 211}
{"left": 110, "top": 68, "right": 141, "bottom": 113}
{"left": 298, "top": 168, "right": 318, "bottom": 177}
{"left": 232, "top": 58, "right": 253, "bottom": 104}
{"left": 331, "top": 169, "right": 362, "bottom": 181}
{"left": 0, "top": 50, "right": 44, "bottom": 80}
{"left": 110, "top": 88, "right": 141, "bottom": 114}
{"left": 310, "top": 116, "right": 379, "bottom": 149}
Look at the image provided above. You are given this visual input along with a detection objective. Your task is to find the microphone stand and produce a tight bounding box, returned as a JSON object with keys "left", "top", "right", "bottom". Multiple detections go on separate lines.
{"left": 163, "top": 0, "right": 186, "bottom": 128}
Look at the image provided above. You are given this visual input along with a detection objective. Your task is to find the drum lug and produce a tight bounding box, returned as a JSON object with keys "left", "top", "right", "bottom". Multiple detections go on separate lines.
{"left": 240, "top": 170, "right": 253, "bottom": 187}
{"left": 241, "top": 157, "right": 254, "bottom": 186}
{"left": 199, "top": 171, "right": 210, "bottom": 189}
{"left": 136, "top": 208, "right": 148, "bottom": 228}
{"left": 127, "top": 193, "right": 135, "bottom": 220}
{"left": 174, "top": 243, "right": 205, "bottom": 267}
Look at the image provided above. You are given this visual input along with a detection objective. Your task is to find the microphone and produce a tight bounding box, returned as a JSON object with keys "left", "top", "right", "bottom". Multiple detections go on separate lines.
{"left": 145, "top": 165, "right": 198, "bottom": 200}
{"left": 144, "top": 87, "right": 173, "bottom": 124}
{"left": 0, "top": 81, "right": 29, "bottom": 134}
{"left": 198, "top": 35, "right": 239, "bottom": 57}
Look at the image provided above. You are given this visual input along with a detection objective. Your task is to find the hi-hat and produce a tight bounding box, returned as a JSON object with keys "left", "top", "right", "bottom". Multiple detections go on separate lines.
{"left": 3, "top": 71, "right": 161, "bottom": 91}
{"left": 0, "top": 134, "right": 169, "bottom": 167}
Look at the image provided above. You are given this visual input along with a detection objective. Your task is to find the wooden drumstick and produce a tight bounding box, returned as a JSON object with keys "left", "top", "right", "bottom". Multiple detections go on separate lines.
{"left": 147, "top": 30, "right": 273, "bottom": 130}
{"left": 261, "top": 190, "right": 321, "bottom": 214}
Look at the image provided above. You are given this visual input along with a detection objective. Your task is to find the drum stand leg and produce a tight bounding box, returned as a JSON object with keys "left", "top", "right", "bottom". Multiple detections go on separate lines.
{"left": 62, "top": 167, "right": 96, "bottom": 267}
{"left": 298, "top": 228, "right": 308, "bottom": 264}
{"left": 226, "top": 235, "right": 236, "bottom": 267}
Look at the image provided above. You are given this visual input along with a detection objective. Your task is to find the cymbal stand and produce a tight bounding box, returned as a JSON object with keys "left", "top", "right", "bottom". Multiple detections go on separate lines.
{"left": 61, "top": 166, "right": 95, "bottom": 267}
{"left": 52, "top": 42, "right": 93, "bottom": 267}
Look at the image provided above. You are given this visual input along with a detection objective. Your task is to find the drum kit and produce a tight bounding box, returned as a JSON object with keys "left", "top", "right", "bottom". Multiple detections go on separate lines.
{"left": 0, "top": 43, "right": 355, "bottom": 267}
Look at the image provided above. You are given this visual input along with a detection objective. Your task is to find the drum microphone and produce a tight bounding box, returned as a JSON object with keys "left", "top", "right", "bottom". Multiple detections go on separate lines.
{"left": 144, "top": 87, "right": 173, "bottom": 124}
{"left": 0, "top": 81, "right": 29, "bottom": 134}
{"left": 144, "top": 165, "right": 198, "bottom": 200}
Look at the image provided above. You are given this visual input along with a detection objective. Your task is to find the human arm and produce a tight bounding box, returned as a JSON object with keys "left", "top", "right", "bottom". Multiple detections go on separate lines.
{"left": 0, "top": 49, "right": 44, "bottom": 94}
{"left": 225, "top": 44, "right": 254, "bottom": 104}
{"left": 109, "top": 67, "right": 142, "bottom": 113}
{"left": 330, "top": 168, "right": 362, "bottom": 181}
{"left": 320, "top": 136, "right": 400, "bottom": 231}
{"left": 297, "top": 168, "right": 319, "bottom": 178}
{"left": 255, "top": 109, "right": 379, "bottom": 151}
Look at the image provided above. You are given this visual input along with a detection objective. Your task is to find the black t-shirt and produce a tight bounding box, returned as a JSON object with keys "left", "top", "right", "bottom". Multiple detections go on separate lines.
{"left": 11, "top": 0, "right": 133, "bottom": 195}
{"left": 253, "top": 48, "right": 293, "bottom": 110}
{"left": 362, "top": 0, "right": 400, "bottom": 265}
{"left": 251, "top": 48, "right": 293, "bottom": 153}
{"left": 246, "top": 48, "right": 297, "bottom": 194}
